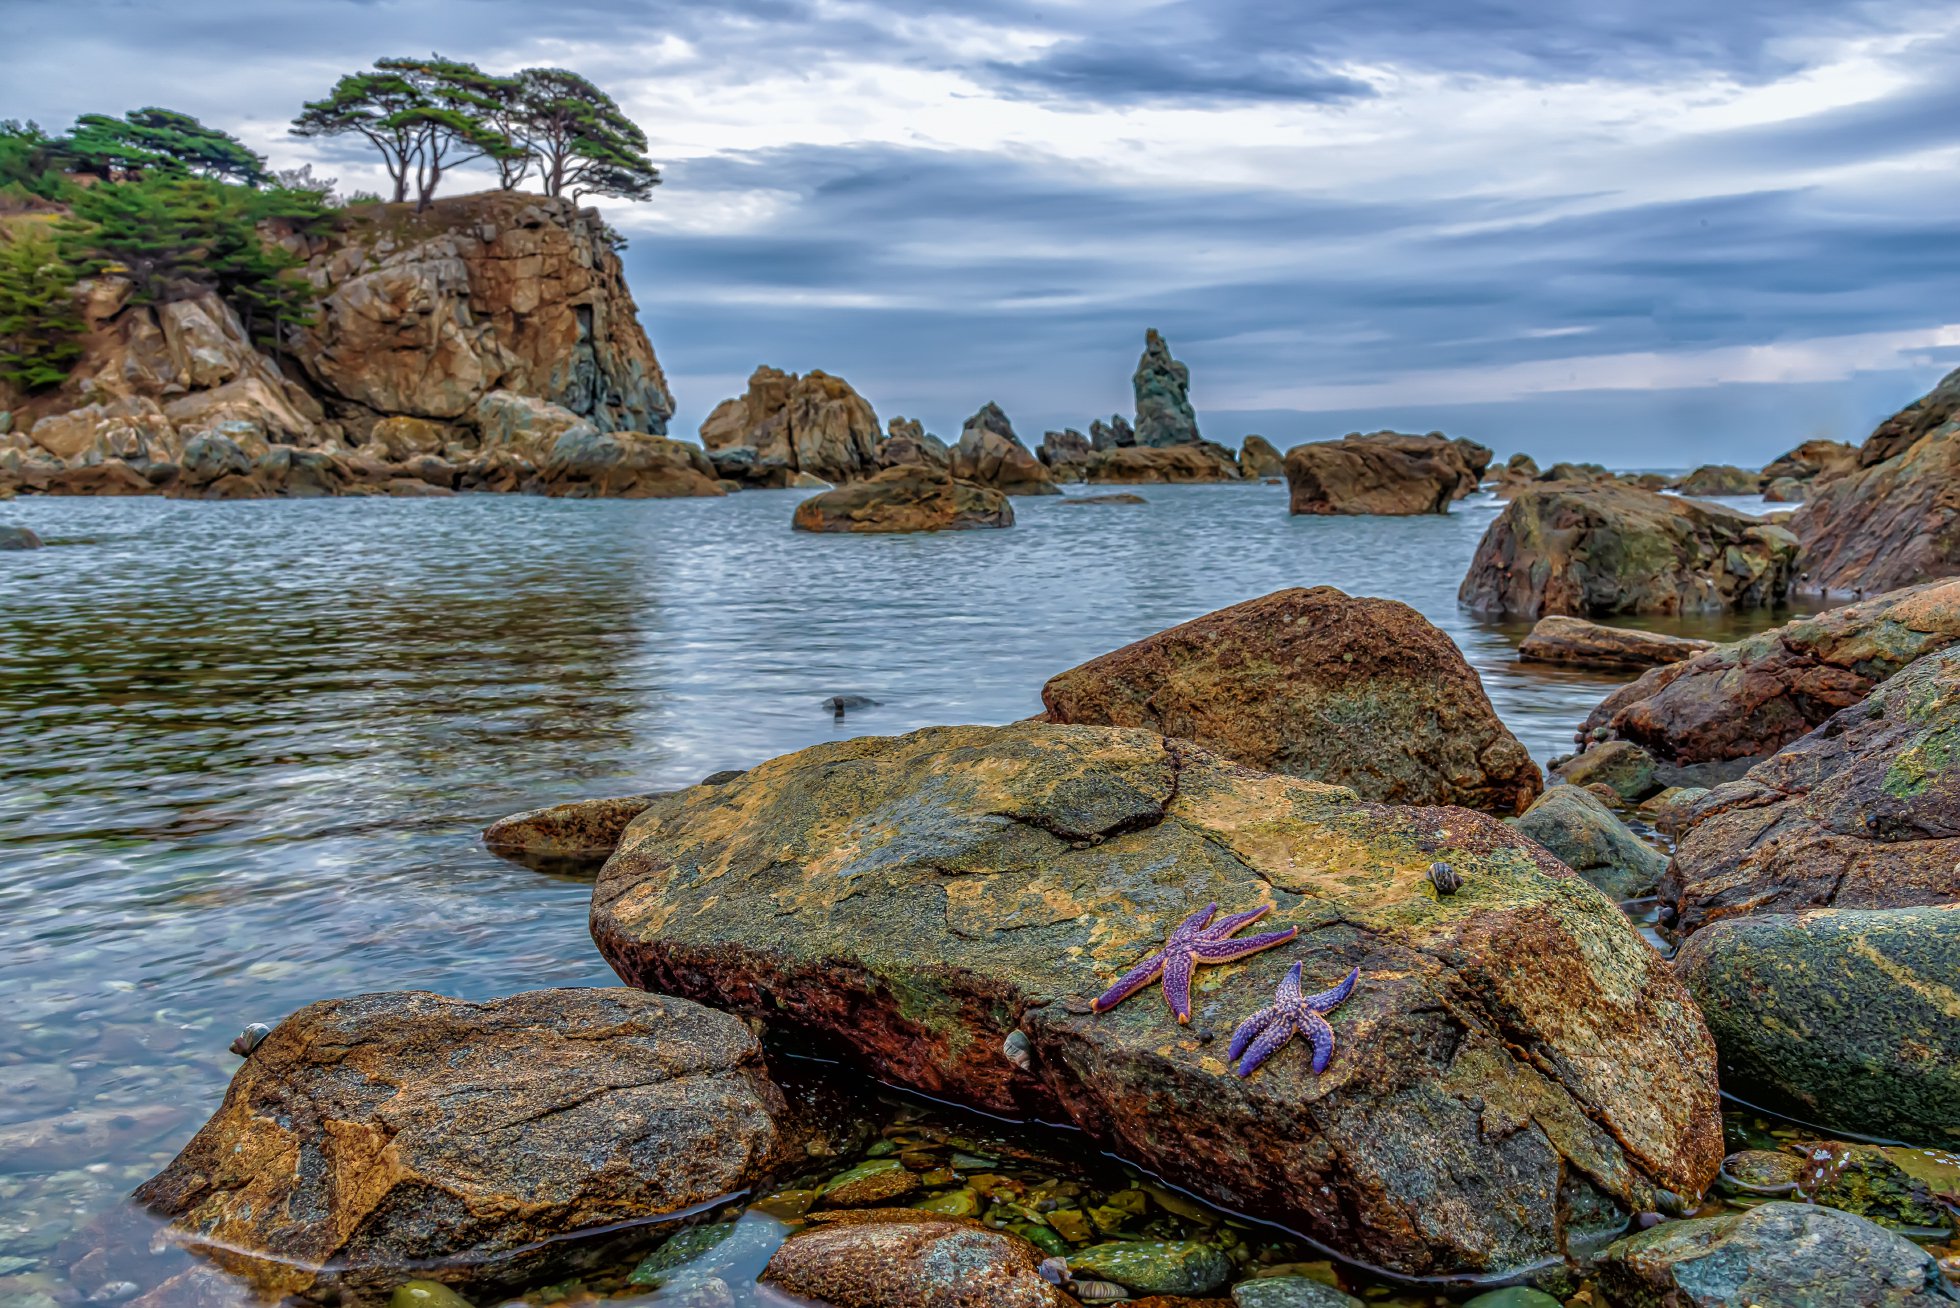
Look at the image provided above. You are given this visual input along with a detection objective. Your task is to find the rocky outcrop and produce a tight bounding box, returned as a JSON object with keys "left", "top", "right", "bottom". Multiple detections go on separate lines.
{"left": 1090, "top": 415, "right": 1135, "bottom": 451}
{"left": 1660, "top": 645, "right": 1960, "bottom": 934}
{"left": 1039, "top": 428, "right": 1093, "bottom": 478}
{"left": 1858, "top": 365, "right": 1960, "bottom": 468}
{"left": 1673, "top": 464, "right": 1761, "bottom": 497}
{"left": 540, "top": 425, "right": 723, "bottom": 498}
{"left": 1677, "top": 906, "right": 1960, "bottom": 1146}
{"left": 762, "top": 1211, "right": 1076, "bottom": 1308}
{"left": 1596, "top": 1202, "right": 1957, "bottom": 1307}
{"left": 792, "top": 465, "right": 1013, "bottom": 533}
{"left": 591, "top": 722, "right": 1722, "bottom": 1279}
{"left": 1762, "top": 438, "right": 1858, "bottom": 486}
{"left": 1515, "top": 785, "right": 1667, "bottom": 901}
{"left": 1458, "top": 484, "right": 1798, "bottom": 618}
{"left": 1132, "top": 329, "right": 1200, "bottom": 447}
{"left": 1080, "top": 443, "right": 1242, "bottom": 484}
{"left": 1238, "top": 435, "right": 1284, "bottom": 478}
{"left": 1517, "top": 616, "right": 1714, "bottom": 670}
{"left": 1285, "top": 432, "right": 1490, "bottom": 516}
{"left": 1577, "top": 580, "right": 1960, "bottom": 766}
{"left": 951, "top": 404, "right": 1059, "bottom": 496}
{"left": 1039, "top": 588, "right": 1540, "bottom": 813}
{"left": 132, "top": 988, "right": 795, "bottom": 1300}
{"left": 877, "top": 417, "right": 952, "bottom": 472}
{"left": 699, "top": 366, "right": 881, "bottom": 487}
{"left": 1792, "top": 424, "right": 1960, "bottom": 596}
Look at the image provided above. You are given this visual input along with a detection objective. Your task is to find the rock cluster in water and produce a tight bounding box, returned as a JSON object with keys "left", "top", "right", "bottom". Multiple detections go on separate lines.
{"left": 1285, "top": 431, "right": 1492, "bottom": 516}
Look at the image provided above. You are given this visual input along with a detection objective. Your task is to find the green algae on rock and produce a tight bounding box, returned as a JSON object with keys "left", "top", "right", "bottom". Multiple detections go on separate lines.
{"left": 1795, "top": 1141, "right": 1960, "bottom": 1234}
{"left": 761, "top": 1209, "right": 1075, "bottom": 1308}
{"left": 1515, "top": 785, "right": 1668, "bottom": 901}
{"left": 1068, "top": 1239, "right": 1232, "bottom": 1295}
{"left": 590, "top": 722, "right": 1723, "bottom": 1279}
{"left": 1676, "top": 905, "right": 1960, "bottom": 1147}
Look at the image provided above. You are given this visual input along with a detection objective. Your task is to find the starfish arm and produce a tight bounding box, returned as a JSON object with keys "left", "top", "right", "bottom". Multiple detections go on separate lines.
{"left": 1091, "top": 949, "right": 1167, "bottom": 1013}
{"left": 1161, "top": 947, "right": 1197, "bottom": 1022}
{"left": 1233, "top": 1014, "right": 1299, "bottom": 1077}
{"left": 1187, "top": 925, "right": 1299, "bottom": 962}
{"left": 1227, "top": 1005, "right": 1280, "bottom": 1061}
{"left": 1169, "top": 902, "right": 1219, "bottom": 944}
{"left": 1304, "top": 1009, "right": 1337, "bottom": 1074}
{"left": 1304, "top": 966, "right": 1361, "bottom": 1013}
{"left": 1276, "top": 960, "right": 1303, "bottom": 1005}
{"left": 1203, "top": 905, "right": 1273, "bottom": 938}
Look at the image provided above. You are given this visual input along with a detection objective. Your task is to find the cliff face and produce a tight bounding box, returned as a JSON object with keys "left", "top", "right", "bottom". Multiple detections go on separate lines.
{"left": 1, "top": 191, "right": 685, "bottom": 497}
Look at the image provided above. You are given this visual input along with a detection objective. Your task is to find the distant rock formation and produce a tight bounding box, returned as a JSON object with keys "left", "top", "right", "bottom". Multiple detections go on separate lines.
{"left": 1238, "top": 435, "right": 1284, "bottom": 478}
{"left": 949, "top": 403, "right": 1058, "bottom": 495}
{"left": 876, "top": 416, "right": 951, "bottom": 472}
{"left": 1089, "top": 414, "right": 1135, "bottom": 451}
{"left": 1673, "top": 464, "right": 1761, "bottom": 497}
{"left": 1760, "top": 438, "right": 1857, "bottom": 486}
{"left": 1131, "top": 329, "right": 1200, "bottom": 447}
{"left": 699, "top": 366, "right": 881, "bottom": 487}
{"left": 1038, "top": 428, "right": 1092, "bottom": 479}
{"left": 1285, "top": 431, "right": 1490, "bottom": 516}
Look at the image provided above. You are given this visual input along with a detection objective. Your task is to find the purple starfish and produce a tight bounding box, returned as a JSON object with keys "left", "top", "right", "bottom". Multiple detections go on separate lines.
{"left": 1091, "top": 903, "right": 1298, "bottom": 1024}
{"left": 1228, "top": 961, "right": 1360, "bottom": 1076}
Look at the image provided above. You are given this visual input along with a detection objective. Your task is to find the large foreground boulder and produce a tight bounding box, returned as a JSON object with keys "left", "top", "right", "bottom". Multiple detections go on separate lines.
{"left": 1578, "top": 580, "right": 1960, "bottom": 766}
{"left": 1458, "top": 484, "right": 1798, "bottom": 618}
{"left": 699, "top": 366, "right": 882, "bottom": 486}
{"left": 1596, "top": 1202, "right": 1958, "bottom": 1307}
{"left": 792, "top": 466, "right": 1013, "bottom": 533}
{"left": 591, "top": 723, "right": 1723, "bottom": 1279}
{"left": 1661, "top": 645, "right": 1960, "bottom": 933}
{"left": 132, "top": 988, "right": 795, "bottom": 1299}
{"left": 1517, "top": 616, "right": 1713, "bottom": 670}
{"left": 1037, "top": 588, "right": 1541, "bottom": 813}
{"left": 1285, "top": 432, "right": 1488, "bottom": 516}
{"left": 1681, "top": 907, "right": 1960, "bottom": 1148}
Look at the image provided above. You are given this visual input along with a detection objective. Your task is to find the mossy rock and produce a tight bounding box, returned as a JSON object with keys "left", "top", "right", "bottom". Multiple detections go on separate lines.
{"left": 1070, "top": 1239, "right": 1233, "bottom": 1295}
{"left": 1516, "top": 785, "right": 1667, "bottom": 900}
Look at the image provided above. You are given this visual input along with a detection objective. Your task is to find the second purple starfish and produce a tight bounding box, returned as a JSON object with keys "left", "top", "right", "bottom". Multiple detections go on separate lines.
{"left": 1091, "top": 902, "right": 1298, "bottom": 1024}
{"left": 1228, "top": 961, "right": 1361, "bottom": 1076}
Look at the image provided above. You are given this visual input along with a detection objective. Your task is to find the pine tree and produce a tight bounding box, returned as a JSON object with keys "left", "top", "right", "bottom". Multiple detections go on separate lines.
{"left": 504, "top": 68, "right": 661, "bottom": 201}
{"left": 63, "top": 108, "right": 268, "bottom": 186}
{"left": 293, "top": 55, "right": 522, "bottom": 209}
{"left": 0, "top": 228, "right": 84, "bottom": 391}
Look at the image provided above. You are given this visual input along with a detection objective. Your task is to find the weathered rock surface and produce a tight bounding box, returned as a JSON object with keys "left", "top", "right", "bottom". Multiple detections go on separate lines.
{"left": 1762, "top": 439, "right": 1859, "bottom": 486}
{"left": 1515, "top": 785, "right": 1667, "bottom": 901}
{"left": 132, "top": 988, "right": 794, "bottom": 1299}
{"left": 1578, "top": 580, "right": 1960, "bottom": 766}
{"left": 1239, "top": 435, "right": 1284, "bottom": 478}
{"left": 1080, "top": 443, "right": 1242, "bottom": 484}
{"left": 1660, "top": 645, "right": 1960, "bottom": 933}
{"left": 1517, "top": 616, "right": 1714, "bottom": 670}
{"left": 1458, "top": 484, "right": 1798, "bottom": 618}
{"left": 1285, "top": 432, "right": 1490, "bottom": 516}
{"left": 1793, "top": 422, "right": 1960, "bottom": 597}
{"left": 1039, "top": 429, "right": 1093, "bottom": 478}
{"left": 761, "top": 1210, "right": 1076, "bottom": 1308}
{"left": 1762, "top": 476, "right": 1809, "bottom": 503}
{"left": 0, "top": 524, "right": 42, "bottom": 549}
{"left": 1039, "top": 588, "right": 1541, "bottom": 812}
{"left": 791, "top": 466, "right": 1013, "bottom": 533}
{"left": 1674, "top": 465, "right": 1762, "bottom": 497}
{"left": 878, "top": 417, "right": 952, "bottom": 472}
{"left": 1552, "top": 741, "right": 1660, "bottom": 804}
{"left": 1859, "top": 366, "right": 1960, "bottom": 468}
{"left": 540, "top": 425, "right": 723, "bottom": 499}
{"left": 1596, "top": 1202, "right": 1958, "bottom": 1307}
{"left": 700, "top": 366, "right": 881, "bottom": 486}
{"left": 483, "top": 792, "right": 665, "bottom": 872}
{"left": 592, "top": 722, "right": 1723, "bottom": 1279}
{"left": 1090, "top": 415, "right": 1136, "bottom": 451}
{"left": 1132, "top": 329, "right": 1201, "bottom": 447}
{"left": 951, "top": 404, "right": 1059, "bottom": 496}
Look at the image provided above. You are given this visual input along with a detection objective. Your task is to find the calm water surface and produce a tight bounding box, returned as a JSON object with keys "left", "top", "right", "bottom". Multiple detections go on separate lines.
{"left": 0, "top": 483, "right": 1802, "bottom": 1304}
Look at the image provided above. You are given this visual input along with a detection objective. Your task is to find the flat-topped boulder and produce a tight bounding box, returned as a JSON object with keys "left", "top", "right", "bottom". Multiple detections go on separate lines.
{"left": 792, "top": 465, "right": 1013, "bottom": 533}
{"left": 133, "top": 988, "right": 796, "bottom": 1300}
{"left": 1661, "top": 645, "right": 1960, "bottom": 934}
{"left": 1458, "top": 483, "right": 1797, "bottom": 618}
{"left": 1673, "top": 464, "right": 1761, "bottom": 497}
{"left": 1517, "top": 616, "right": 1714, "bottom": 670}
{"left": 1285, "top": 432, "right": 1489, "bottom": 516}
{"left": 1038, "top": 588, "right": 1541, "bottom": 813}
{"left": 1081, "top": 443, "right": 1241, "bottom": 483}
{"left": 483, "top": 792, "right": 666, "bottom": 872}
{"left": 592, "top": 722, "right": 1722, "bottom": 1279}
{"left": 1578, "top": 580, "right": 1960, "bottom": 766}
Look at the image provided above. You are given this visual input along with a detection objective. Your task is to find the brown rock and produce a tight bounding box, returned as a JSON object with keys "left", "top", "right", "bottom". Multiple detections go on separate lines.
{"left": 1038, "top": 587, "right": 1541, "bottom": 813}
{"left": 1577, "top": 580, "right": 1960, "bottom": 765}
{"left": 540, "top": 427, "right": 724, "bottom": 499}
{"left": 878, "top": 417, "right": 952, "bottom": 472}
{"left": 792, "top": 465, "right": 1013, "bottom": 533}
{"left": 368, "top": 415, "right": 451, "bottom": 462}
{"left": 132, "top": 988, "right": 793, "bottom": 1300}
{"left": 1761, "top": 438, "right": 1858, "bottom": 485}
{"left": 761, "top": 1210, "right": 1076, "bottom": 1308}
{"left": 1459, "top": 483, "right": 1797, "bottom": 618}
{"left": 44, "top": 459, "right": 154, "bottom": 496}
{"left": 1239, "top": 434, "right": 1284, "bottom": 478}
{"left": 1855, "top": 365, "right": 1960, "bottom": 468}
{"left": 1673, "top": 464, "right": 1762, "bottom": 497}
{"left": 1039, "top": 428, "right": 1093, "bottom": 477}
{"left": 1058, "top": 492, "right": 1148, "bottom": 506}
{"left": 482, "top": 792, "right": 665, "bottom": 872}
{"left": 951, "top": 404, "right": 1060, "bottom": 495}
{"left": 1080, "top": 443, "right": 1242, "bottom": 484}
{"left": 701, "top": 366, "right": 881, "bottom": 485}
{"left": 1661, "top": 645, "right": 1960, "bottom": 935}
{"left": 1517, "top": 616, "right": 1715, "bottom": 670}
{"left": 1792, "top": 422, "right": 1960, "bottom": 596}
{"left": 1284, "top": 431, "right": 1489, "bottom": 515}
{"left": 1761, "top": 476, "right": 1808, "bottom": 503}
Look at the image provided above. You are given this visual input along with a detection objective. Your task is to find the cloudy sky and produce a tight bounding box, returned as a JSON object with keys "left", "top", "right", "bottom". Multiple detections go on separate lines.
{"left": 13, "top": 0, "right": 1960, "bottom": 463}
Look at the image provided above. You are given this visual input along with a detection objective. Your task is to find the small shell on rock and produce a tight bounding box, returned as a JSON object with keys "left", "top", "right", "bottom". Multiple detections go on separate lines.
{"left": 1003, "top": 1030, "right": 1033, "bottom": 1071}
{"left": 229, "top": 1023, "right": 271, "bottom": 1057}
{"left": 1037, "top": 1256, "right": 1071, "bottom": 1287}
{"left": 1070, "top": 1280, "right": 1131, "bottom": 1301}
{"left": 1428, "top": 862, "right": 1462, "bottom": 896}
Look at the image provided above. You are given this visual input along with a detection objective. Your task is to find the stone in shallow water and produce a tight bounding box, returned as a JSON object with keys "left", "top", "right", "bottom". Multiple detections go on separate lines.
{"left": 480, "top": 792, "right": 663, "bottom": 872}
{"left": 1233, "top": 1276, "right": 1363, "bottom": 1307}
{"left": 761, "top": 1209, "right": 1073, "bottom": 1308}
{"left": 1066, "top": 1239, "right": 1232, "bottom": 1295}
{"left": 1716, "top": 1149, "right": 1803, "bottom": 1197}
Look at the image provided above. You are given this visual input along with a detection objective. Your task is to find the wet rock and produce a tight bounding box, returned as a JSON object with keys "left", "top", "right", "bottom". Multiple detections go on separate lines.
{"left": 1516, "top": 616, "right": 1714, "bottom": 671}
{"left": 1461, "top": 1291, "right": 1562, "bottom": 1308}
{"left": 540, "top": 426, "right": 724, "bottom": 499}
{"left": 390, "top": 1281, "right": 474, "bottom": 1308}
{"left": 1662, "top": 646, "right": 1960, "bottom": 932}
{"left": 1716, "top": 1149, "right": 1804, "bottom": 1196}
{"left": 819, "top": 1159, "right": 922, "bottom": 1208}
{"left": 1285, "top": 431, "right": 1488, "bottom": 516}
{"left": 1238, "top": 435, "right": 1285, "bottom": 479}
{"left": 1233, "top": 1278, "right": 1362, "bottom": 1307}
{"left": 0, "top": 525, "right": 42, "bottom": 550}
{"left": 825, "top": 694, "right": 878, "bottom": 713}
{"left": 1461, "top": 483, "right": 1797, "bottom": 618}
{"left": 1577, "top": 580, "right": 1960, "bottom": 767}
{"left": 1058, "top": 493, "right": 1148, "bottom": 506}
{"left": 878, "top": 417, "right": 952, "bottom": 473}
{"left": 1133, "top": 329, "right": 1201, "bottom": 448}
{"left": 1795, "top": 1140, "right": 1960, "bottom": 1233}
{"left": 481, "top": 792, "right": 665, "bottom": 872}
{"left": 1038, "top": 587, "right": 1542, "bottom": 813}
{"left": 1551, "top": 740, "right": 1659, "bottom": 803}
{"left": 1080, "top": 443, "right": 1242, "bottom": 483}
{"left": 1595, "top": 1201, "right": 1957, "bottom": 1307}
{"left": 1070, "top": 1240, "right": 1231, "bottom": 1295}
{"left": 951, "top": 404, "right": 1060, "bottom": 496}
{"left": 132, "top": 988, "right": 795, "bottom": 1300}
{"left": 1674, "top": 465, "right": 1762, "bottom": 497}
{"left": 792, "top": 466, "right": 1014, "bottom": 533}
{"left": 760, "top": 1209, "right": 1075, "bottom": 1308}
{"left": 1676, "top": 906, "right": 1960, "bottom": 1146}
{"left": 592, "top": 722, "right": 1723, "bottom": 1278}
{"left": 1762, "top": 438, "right": 1859, "bottom": 486}
{"left": 1515, "top": 786, "right": 1667, "bottom": 900}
